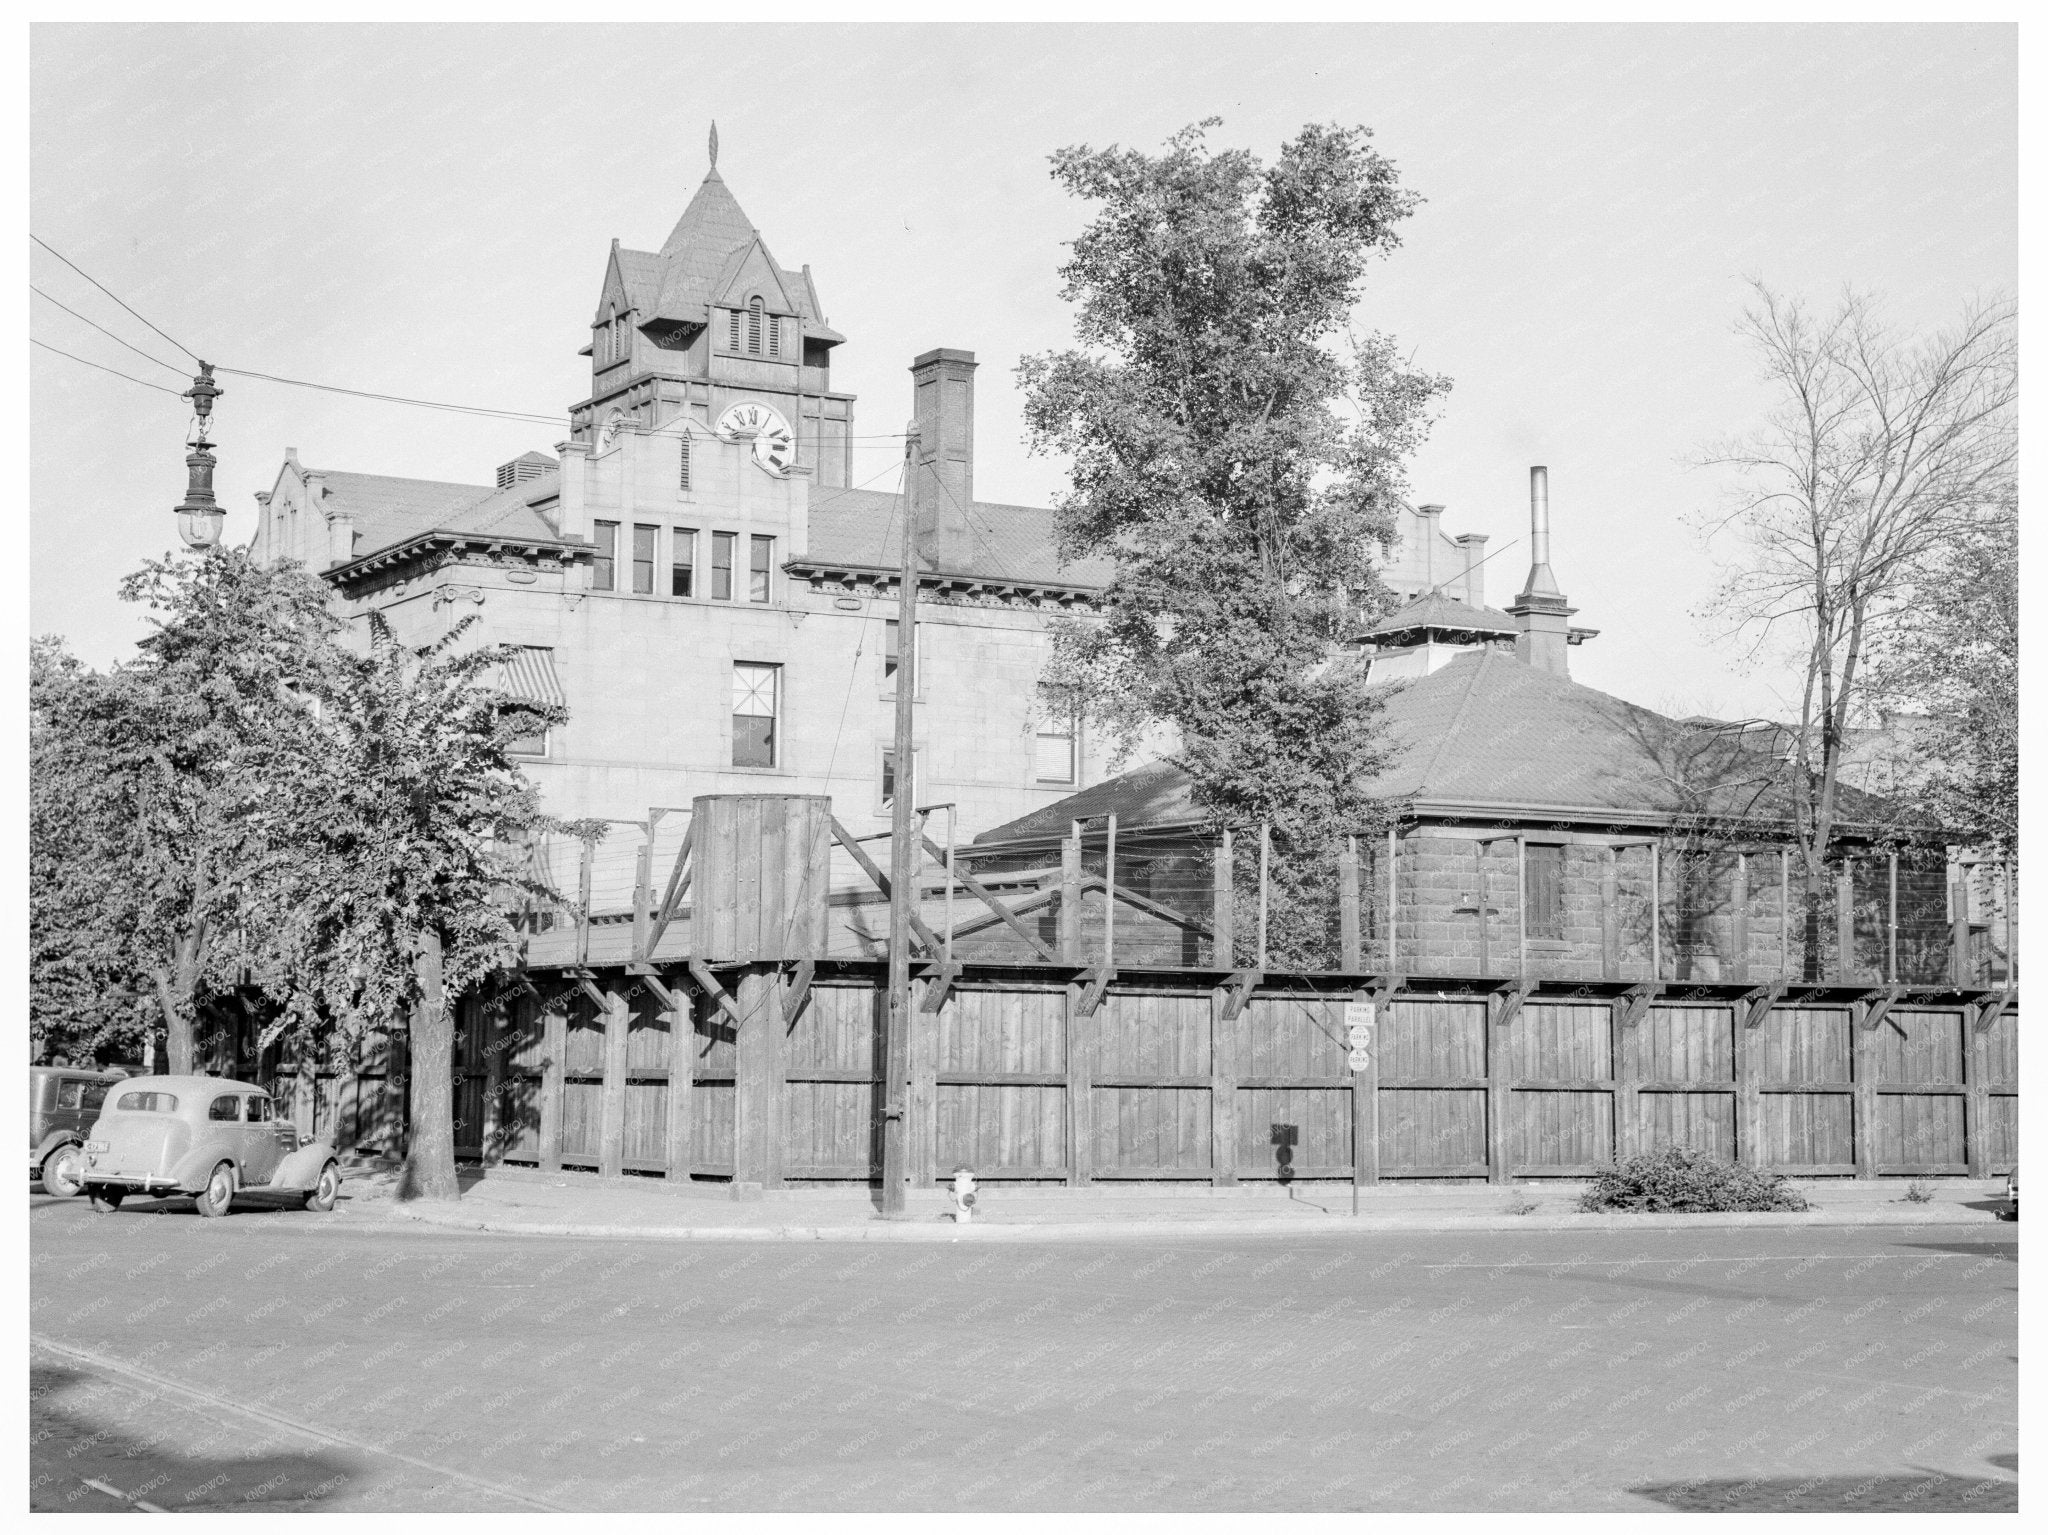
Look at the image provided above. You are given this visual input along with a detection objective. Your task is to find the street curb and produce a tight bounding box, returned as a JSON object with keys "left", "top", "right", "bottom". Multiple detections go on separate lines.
{"left": 384, "top": 1200, "right": 2001, "bottom": 1243}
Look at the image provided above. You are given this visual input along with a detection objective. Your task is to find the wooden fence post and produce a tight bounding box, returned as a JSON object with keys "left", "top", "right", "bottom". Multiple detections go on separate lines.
{"left": 1951, "top": 869, "right": 1972, "bottom": 986}
{"left": 1353, "top": 990, "right": 1380, "bottom": 1188}
{"left": 1488, "top": 992, "right": 1514, "bottom": 1185}
{"left": 538, "top": 997, "right": 566, "bottom": 1173}
{"left": 1104, "top": 813, "right": 1118, "bottom": 973}
{"left": 598, "top": 984, "right": 630, "bottom": 1178}
{"left": 1213, "top": 829, "right": 1235, "bottom": 970}
{"left": 1257, "top": 823, "right": 1271, "bottom": 970}
{"left": 1340, "top": 836, "right": 1361, "bottom": 973}
{"left": 1066, "top": 979, "right": 1092, "bottom": 1187}
{"left": 1735, "top": 997, "right": 1764, "bottom": 1168}
{"left": 1210, "top": 987, "right": 1237, "bottom": 1187}
{"left": 1387, "top": 827, "right": 1400, "bottom": 973}
{"left": 732, "top": 966, "right": 786, "bottom": 1189}
{"left": 1730, "top": 853, "right": 1749, "bottom": 985}
{"left": 1061, "top": 822, "right": 1083, "bottom": 963}
{"left": 911, "top": 975, "right": 938, "bottom": 1189}
{"left": 666, "top": 986, "right": 695, "bottom": 1181}
{"left": 480, "top": 995, "right": 504, "bottom": 1165}
{"left": 1611, "top": 995, "right": 1637, "bottom": 1164}
{"left": 1837, "top": 860, "right": 1856, "bottom": 982}
{"left": 1601, "top": 846, "right": 1619, "bottom": 981}
{"left": 1887, "top": 852, "right": 1899, "bottom": 984}
{"left": 1963, "top": 1005, "right": 1990, "bottom": 1179}
{"left": 1475, "top": 838, "right": 1491, "bottom": 979}
{"left": 1851, "top": 997, "right": 1876, "bottom": 1179}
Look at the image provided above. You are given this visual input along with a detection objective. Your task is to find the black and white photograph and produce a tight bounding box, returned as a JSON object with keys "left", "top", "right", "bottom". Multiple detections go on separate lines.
{"left": 26, "top": 18, "right": 2019, "bottom": 1516}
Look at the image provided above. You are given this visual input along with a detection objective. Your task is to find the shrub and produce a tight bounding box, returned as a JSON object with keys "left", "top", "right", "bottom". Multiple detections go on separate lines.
{"left": 1578, "top": 1146, "right": 1809, "bottom": 1214}
{"left": 1903, "top": 1180, "right": 1935, "bottom": 1204}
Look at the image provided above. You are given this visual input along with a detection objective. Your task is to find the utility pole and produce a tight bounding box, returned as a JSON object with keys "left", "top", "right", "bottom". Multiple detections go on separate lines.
{"left": 881, "top": 423, "right": 922, "bottom": 1216}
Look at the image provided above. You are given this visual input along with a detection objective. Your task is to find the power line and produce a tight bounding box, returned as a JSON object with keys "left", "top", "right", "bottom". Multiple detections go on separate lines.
{"left": 31, "top": 285, "right": 187, "bottom": 378}
{"left": 31, "top": 338, "right": 185, "bottom": 397}
{"left": 30, "top": 234, "right": 202, "bottom": 367}
{"left": 211, "top": 365, "right": 563, "bottom": 426}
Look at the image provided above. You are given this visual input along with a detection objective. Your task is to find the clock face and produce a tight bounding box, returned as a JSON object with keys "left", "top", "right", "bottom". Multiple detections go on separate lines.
{"left": 715, "top": 401, "right": 796, "bottom": 475}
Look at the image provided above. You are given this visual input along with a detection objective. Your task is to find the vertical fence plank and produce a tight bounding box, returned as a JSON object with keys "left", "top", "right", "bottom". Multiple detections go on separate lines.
{"left": 1736, "top": 1001, "right": 1763, "bottom": 1167}
{"left": 539, "top": 998, "right": 566, "bottom": 1173}
{"left": 1066, "top": 981, "right": 1091, "bottom": 1187}
{"left": 1612, "top": 998, "right": 1637, "bottom": 1163}
{"left": 1486, "top": 992, "right": 1510, "bottom": 1184}
{"left": 481, "top": 994, "right": 503, "bottom": 1164}
{"left": 1851, "top": 998, "right": 1876, "bottom": 1178}
{"left": 666, "top": 987, "right": 694, "bottom": 1180}
{"left": 1964, "top": 1006, "right": 1988, "bottom": 1177}
{"left": 599, "top": 988, "right": 630, "bottom": 1178}
{"left": 1210, "top": 988, "right": 1237, "bottom": 1186}
{"left": 911, "top": 977, "right": 938, "bottom": 1188}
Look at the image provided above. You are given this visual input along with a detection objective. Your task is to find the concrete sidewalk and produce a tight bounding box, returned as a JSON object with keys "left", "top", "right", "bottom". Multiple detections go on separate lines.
{"left": 368, "top": 1165, "right": 2011, "bottom": 1242}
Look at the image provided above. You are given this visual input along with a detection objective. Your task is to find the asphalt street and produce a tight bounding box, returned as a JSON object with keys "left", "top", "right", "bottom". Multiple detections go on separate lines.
{"left": 28, "top": 1190, "right": 2018, "bottom": 1512}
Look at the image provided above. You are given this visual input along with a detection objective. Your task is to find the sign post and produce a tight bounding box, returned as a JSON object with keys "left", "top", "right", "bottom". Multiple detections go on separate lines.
{"left": 1345, "top": 1000, "right": 1376, "bottom": 1217}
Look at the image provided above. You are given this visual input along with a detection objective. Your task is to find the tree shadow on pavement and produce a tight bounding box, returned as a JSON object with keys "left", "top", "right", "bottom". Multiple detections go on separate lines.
{"left": 31, "top": 1362, "right": 360, "bottom": 1512}
{"left": 1628, "top": 1469, "right": 2017, "bottom": 1512}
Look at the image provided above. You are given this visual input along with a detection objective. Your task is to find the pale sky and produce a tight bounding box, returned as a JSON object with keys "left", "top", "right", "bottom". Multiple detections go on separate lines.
{"left": 29, "top": 23, "right": 2015, "bottom": 722}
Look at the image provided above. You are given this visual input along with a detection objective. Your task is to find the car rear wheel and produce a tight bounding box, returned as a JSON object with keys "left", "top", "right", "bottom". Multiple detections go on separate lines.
{"left": 40, "top": 1143, "right": 85, "bottom": 1198}
{"left": 302, "top": 1161, "right": 340, "bottom": 1212}
{"left": 87, "top": 1186, "right": 125, "bottom": 1213}
{"left": 194, "top": 1161, "right": 235, "bottom": 1219}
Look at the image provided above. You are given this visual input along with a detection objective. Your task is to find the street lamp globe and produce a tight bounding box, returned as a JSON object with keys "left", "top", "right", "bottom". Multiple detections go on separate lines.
{"left": 174, "top": 364, "right": 225, "bottom": 551}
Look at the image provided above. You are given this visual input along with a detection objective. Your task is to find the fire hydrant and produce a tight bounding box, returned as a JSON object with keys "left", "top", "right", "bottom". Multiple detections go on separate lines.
{"left": 950, "top": 1165, "right": 978, "bottom": 1224}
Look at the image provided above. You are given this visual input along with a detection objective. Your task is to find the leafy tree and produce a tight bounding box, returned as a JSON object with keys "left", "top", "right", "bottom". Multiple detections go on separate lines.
{"left": 276, "top": 613, "right": 568, "bottom": 1202}
{"left": 1696, "top": 282, "right": 2015, "bottom": 978}
{"left": 1019, "top": 120, "right": 1449, "bottom": 966}
{"left": 28, "top": 551, "right": 345, "bottom": 1072}
{"left": 1863, "top": 491, "right": 2018, "bottom": 858}
{"left": 29, "top": 639, "right": 152, "bottom": 1064}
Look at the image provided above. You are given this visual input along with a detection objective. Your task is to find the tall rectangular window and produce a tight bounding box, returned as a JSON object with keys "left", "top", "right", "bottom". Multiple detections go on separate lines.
{"left": 727, "top": 309, "right": 741, "bottom": 351}
{"left": 711, "top": 532, "right": 735, "bottom": 600}
{"left": 592, "top": 520, "right": 618, "bottom": 592}
{"left": 631, "top": 524, "right": 656, "bottom": 595}
{"left": 1035, "top": 711, "right": 1077, "bottom": 785}
{"left": 732, "top": 663, "right": 779, "bottom": 768}
{"left": 1525, "top": 842, "right": 1564, "bottom": 940}
{"left": 881, "top": 747, "right": 918, "bottom": 811}
{"left": 883, "top": 619, "right": 923, "bottom": 691}
{"left": 671, "top": 528, "right": 696, "bottom": 597}
{"left": 678, "top": 433, "right": 692, "bottom": 491}
{"left": 750, "top": 535, "right": 773, "bottom": 603}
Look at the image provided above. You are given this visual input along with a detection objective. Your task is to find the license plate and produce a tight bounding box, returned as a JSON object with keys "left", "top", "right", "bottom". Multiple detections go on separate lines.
{"left": 85, "top": 1141, "right": 107, "bottom": 1152}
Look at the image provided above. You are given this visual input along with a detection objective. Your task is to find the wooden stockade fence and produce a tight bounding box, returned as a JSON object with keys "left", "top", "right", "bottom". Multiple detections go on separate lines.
{"left": 423, "top": 964, "right": 2016, "bottom": 1187}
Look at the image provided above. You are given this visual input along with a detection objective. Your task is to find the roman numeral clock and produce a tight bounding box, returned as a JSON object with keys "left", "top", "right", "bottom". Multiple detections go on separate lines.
{"left": 715, "top": 401, "right": 796, "bottom": 475}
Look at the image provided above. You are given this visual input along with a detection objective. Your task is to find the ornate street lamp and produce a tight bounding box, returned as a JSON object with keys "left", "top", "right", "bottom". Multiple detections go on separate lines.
{"left": 174, "top": 362, "right": 225, "bottom": 550}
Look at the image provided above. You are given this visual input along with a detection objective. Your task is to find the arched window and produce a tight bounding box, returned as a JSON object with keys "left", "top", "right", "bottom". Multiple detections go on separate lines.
{"left": 746, "top": 297, "right": 763, "bottom": 355}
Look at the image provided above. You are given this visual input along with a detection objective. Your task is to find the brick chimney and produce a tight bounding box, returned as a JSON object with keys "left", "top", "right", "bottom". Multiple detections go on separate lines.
{"left": 1507, "top": 465, "right": 1576, "bottom": 677}
{"left": 910, "top": 348, "right": 977, "bottom": 571}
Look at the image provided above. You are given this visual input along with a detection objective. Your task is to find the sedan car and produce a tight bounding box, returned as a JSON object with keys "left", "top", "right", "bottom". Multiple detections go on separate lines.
{"left": 30, "top": 1065, "right": 128, "bottom": 1198}
{"left": 80, "top": 1075, "right": 341, "bottom": 1217}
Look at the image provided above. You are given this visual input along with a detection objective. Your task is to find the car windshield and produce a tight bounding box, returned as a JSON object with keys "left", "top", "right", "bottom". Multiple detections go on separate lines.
{"left": 115, "top": 1091, "right": 178, "bottom": 1113}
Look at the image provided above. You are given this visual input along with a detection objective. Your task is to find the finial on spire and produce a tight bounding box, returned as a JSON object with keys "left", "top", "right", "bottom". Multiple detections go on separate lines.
{"left": 708, "top": 121, "right": 719, "bottom": 170}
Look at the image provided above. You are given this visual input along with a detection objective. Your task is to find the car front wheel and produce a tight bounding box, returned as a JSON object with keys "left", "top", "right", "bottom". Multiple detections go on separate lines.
{"left": 302, "top": 1161, "right": 340, "bottom": 1213}
{"left": 40, "top": 1144, "right": 85, "bottom": 1198}
{"left": 87, "top": 1186, "right": 124, "bottom": 1213}
{"left": 194, "top": 1162, "right": 235, "bottom": 1219}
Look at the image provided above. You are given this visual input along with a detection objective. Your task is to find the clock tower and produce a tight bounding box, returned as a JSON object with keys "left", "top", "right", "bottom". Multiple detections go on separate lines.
{"left": 570, "top": 126, "right": 856, "bottom": 488}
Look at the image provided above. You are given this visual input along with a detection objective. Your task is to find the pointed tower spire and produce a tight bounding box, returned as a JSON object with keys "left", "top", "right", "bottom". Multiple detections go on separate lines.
{"left": 708, "top": 121, "right": 719, "bottom": 173}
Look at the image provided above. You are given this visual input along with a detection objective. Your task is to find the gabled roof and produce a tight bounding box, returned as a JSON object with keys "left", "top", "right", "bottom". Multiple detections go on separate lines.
{"left": 976, "top": 648, "right": 1914, "bottom": 845}
{"left": 1357, "top": 592, "right": 1519, "bottom": 642}
{"left": 302, "top": 470, "right": 498, "bottom": 555}
{"left": 802, "top": 486, "right": 1114, "bottom": 589}
{"left": 304, "top": 465, "right": 566, "bottom": 564}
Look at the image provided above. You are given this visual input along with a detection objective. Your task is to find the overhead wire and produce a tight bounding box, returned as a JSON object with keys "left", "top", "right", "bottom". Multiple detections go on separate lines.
{"left": 30, "top": 233, "right": 202, "bottom": 367}
{"left": 31, "top": 285, "right": 187, "bottom": 377}
{"left": 31, "top": 338, "right": 185, "bottom": 397}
